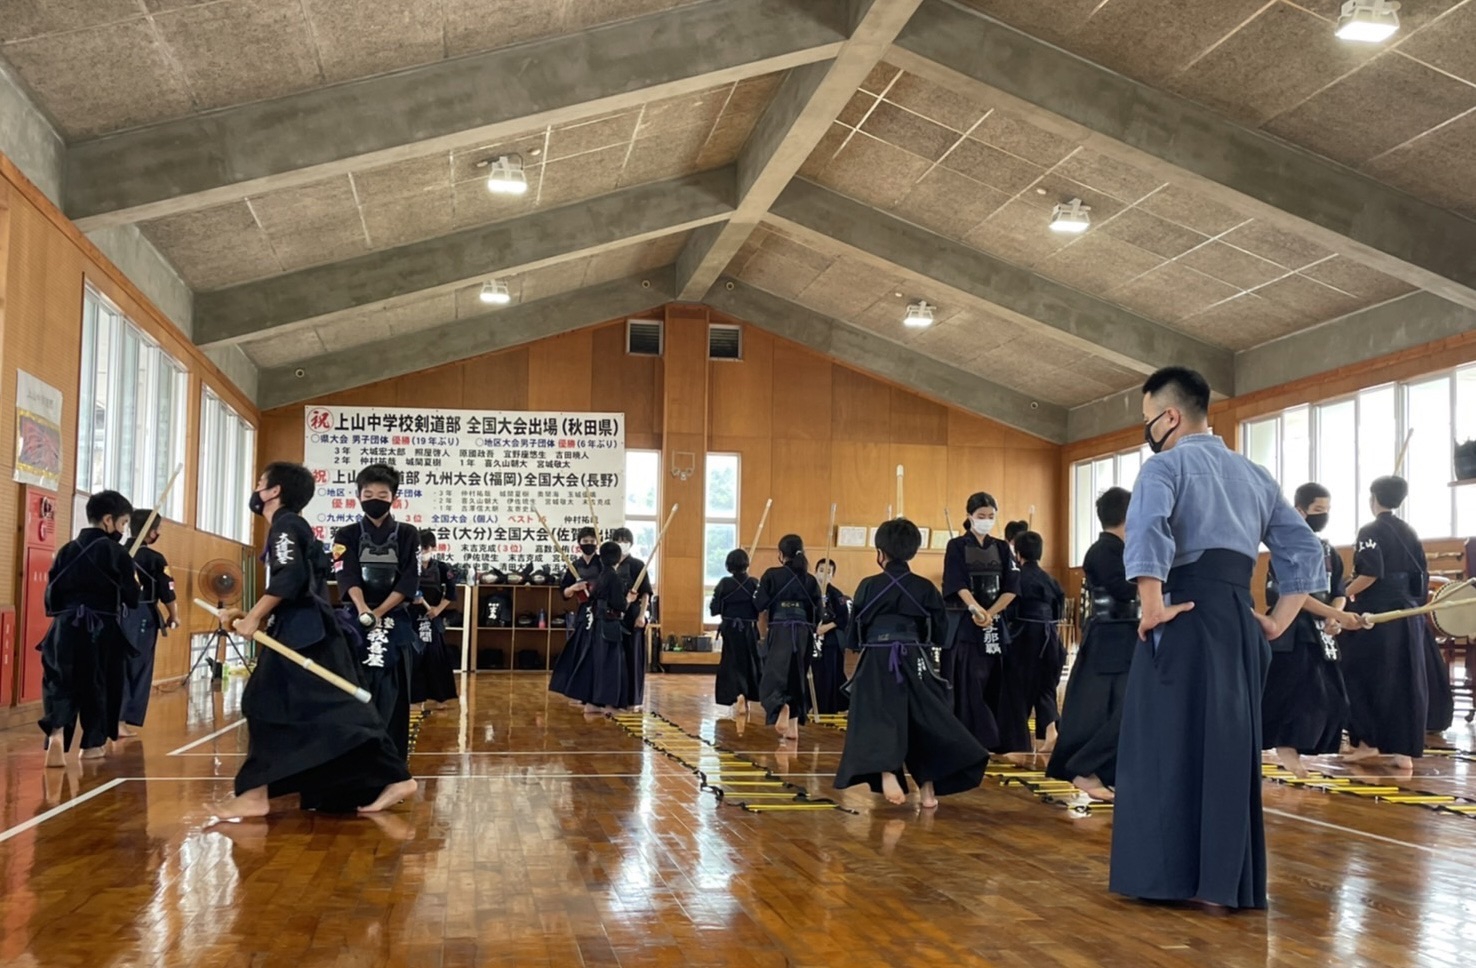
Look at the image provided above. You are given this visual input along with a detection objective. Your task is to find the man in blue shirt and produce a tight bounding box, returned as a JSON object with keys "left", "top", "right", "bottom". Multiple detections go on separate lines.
{"left": 1112, "top": 366, "right": 1327, "bottom": 911}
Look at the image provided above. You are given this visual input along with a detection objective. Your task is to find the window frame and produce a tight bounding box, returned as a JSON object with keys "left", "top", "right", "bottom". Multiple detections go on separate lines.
{"left": 196, "top": 387, "right": 256, "bottom": 543}
{"left": 703, "top": 452, "right": 741, "bottom": 607}
{"left": 623, "top": 449, "right": 662, "bottom": 584}
{"left": 75, "top": 286, "right": 189, "bottom": 523}
{"left": 1069, "top": 443, "right": 1151, "bottom": 566}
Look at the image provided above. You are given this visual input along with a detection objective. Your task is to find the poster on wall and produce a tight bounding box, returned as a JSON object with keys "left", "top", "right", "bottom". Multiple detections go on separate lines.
{"left": 14, "top": 369, "right": 63, "bottom": 490}
{"left": 302, "top": 406, "right": 626, "bottom": 574}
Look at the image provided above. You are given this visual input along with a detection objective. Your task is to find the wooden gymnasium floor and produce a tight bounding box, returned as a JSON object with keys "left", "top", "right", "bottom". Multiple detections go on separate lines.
{"left": 3, "top": 674, "right": 1476, "bottom": 968}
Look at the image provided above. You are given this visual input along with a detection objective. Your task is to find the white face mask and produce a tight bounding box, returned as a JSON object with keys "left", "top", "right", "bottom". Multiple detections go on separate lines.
{"left": 617, "top": 542, "right": 632, "bottom": 557}
{"left": 971, "top": 516, "right": 995, "bottom": 536}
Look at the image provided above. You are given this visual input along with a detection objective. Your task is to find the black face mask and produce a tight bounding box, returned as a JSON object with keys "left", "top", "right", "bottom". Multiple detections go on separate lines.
{"left": 249, "top": 490, "right": 267, "bottom": 517}
{"left": 1144, "top": 411, "right": 1175, "bottom": 454}
{"left": 1305, "top": 512, "right": 1329, "bottom": 533}
{"left": 580, "top": 543, "right": 598, "bottom": 556}
{"left": 361, "top": 498, "right": 393, "bottom": 520}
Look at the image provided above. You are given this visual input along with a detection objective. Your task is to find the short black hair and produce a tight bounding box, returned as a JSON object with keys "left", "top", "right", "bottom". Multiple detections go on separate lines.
{"left": 355, "top": 463, "right": 400, "bottom": 496}
{"left": 86, "top": 490, "right": 132, "bottom": 525}
{"left": 1003, "top": 520, "right": 1029, "bottom": 542}
{"left": 264, "top": 461, "right": 316, "bottom": 512}
{"left": 577, "top": 526, "right": 598, "bottom": 542}
{"left": 610, "top": 527, "right": 634, "bottom": 543}
{"left": 725, "top": 549, "right": 750, "bottom": 575}
{"left": 1371, "top": 475, "right": 1408, "bottom": 510}
{"left": 1014, "top": 531, "right": 1043, "bottom": 563}
{"left": 129, "top": 509, "right": 159, "bottom": 539}
{"left": 1293, "top": 482, "right": 1331, "bottom": 511}
{"left": 419, "top": 528, "right": 438, "bottom": 549}
{"left": 815, "top": 557, "right": 837, "bottom": 574}
{"left": 1096, "top": 487, "right": 1131, "bottom": 529}
{"left": 1142, "top": 366, "right": 1210, "bottom": 420}
{"left": 598, "top": 541, "right": 623, "bottom": 568}
{"left": 875, "top": 518, "right": 921, "bottom": 562}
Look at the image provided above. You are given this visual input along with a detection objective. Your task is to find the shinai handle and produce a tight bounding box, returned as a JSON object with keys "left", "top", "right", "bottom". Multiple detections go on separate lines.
{"left": 194, "top": 598, "right": 372, "bottom": 703}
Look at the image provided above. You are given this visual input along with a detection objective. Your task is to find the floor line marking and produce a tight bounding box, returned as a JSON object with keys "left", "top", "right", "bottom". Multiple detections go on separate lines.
{"left": 121, "top": 774, "right": 664, "bottom": 781}
{"left": 167, "top": 720, "right": 245, "bottom": 755}
{"left": 0, "top": 779, "right": 127, "bottom": 844}
{"left": 1264, "top": 807, "right": 1442, "bottom": 854}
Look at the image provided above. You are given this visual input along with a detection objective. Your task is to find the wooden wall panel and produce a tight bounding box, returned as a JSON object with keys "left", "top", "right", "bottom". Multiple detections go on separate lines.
{"left": 709, "top": 327, "right": 773, "bottom": 440}
{"left": 892, "top": 443, "right": 949, "bottom": 531}
{"left": 527, "top": 331, "right": 593, "bottom": 410}
{"left": 709, "top": 434, "right": 773, "bottom": 561}
{"left": 890, "top": 387, "right": 948, "bottom": 445}
{"left": 658, "top": 307, "right": 710, "bottom": 633}
{"left": 831, "top": 367, "right": 891, "bottom": 442}
{"left": 392, "top": 360, "right": 466, "bottom": 409}
{"left": 461, "top": 346, "right": 530, "bottom": 411}
{"left": 831, "top": 441, "right": 891, "bottom": 528}
{"left": 591, "top": 323, "right": 659, "bottom": 444}
{"left": 770, "top": 345, "right": 831, "bottom": 440}
{"left": 769, "top": 438, "right": 833, "bottom": 545}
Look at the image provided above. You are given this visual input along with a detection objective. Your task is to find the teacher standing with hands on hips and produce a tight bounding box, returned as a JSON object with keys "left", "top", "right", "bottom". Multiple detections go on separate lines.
{"left": 1110, "top": 366, "right": 1327, "bottom": 912}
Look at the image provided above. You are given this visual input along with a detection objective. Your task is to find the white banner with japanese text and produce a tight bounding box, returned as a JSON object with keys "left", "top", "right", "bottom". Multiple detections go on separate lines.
{"left": 302, "top": 406, "right": 625, "bottom": 573}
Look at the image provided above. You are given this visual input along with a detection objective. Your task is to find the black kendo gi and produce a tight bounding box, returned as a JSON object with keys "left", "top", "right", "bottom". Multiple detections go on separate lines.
{"left": 1340, "top": 512, "right": 1434, "bottom": 757}
{"left": 1046, "top": 532, "right": 1138, "bottom": 788}
{"left": 235, "top": 508, "right": 410, "bottom": 809}
{"left": 549, "top": 552, "right": 603, "bottom": 698}
{"left": 333, "top": 515, "right": 421, "bottom": 758}
{"left": 36, "top": 529, "right": 139, "bottom": 751}
{"left": 941, "top": 532, "right": 1021, "bottom": 752}
{"left": 757, "top": 563, "right": 823, "bottom": 727}
{"left": 410, "top": 557, "right": 459, "bottom": 705}
{"left": 833, "top": 561, "right": 988, "bottom": 797}
{"left": 615, "top": 554, "right": 654, "bottom": 709}
{"left": 1008, "top": 561, "right": 1066, "bottom": 741}
{"left": 712, "top": 573, "right": 762, "bottom": 707}
{"left": 811, "top": 582, "right": 852, "bottom": 715}
{"left": 1261, "top": 539, "right": 1350, "bottom": 755}
{"left": 563, "top": 564, "right": 629, "bottom": 709}
{"left": 121, "top": 543, "right": 175, "bottom": 727}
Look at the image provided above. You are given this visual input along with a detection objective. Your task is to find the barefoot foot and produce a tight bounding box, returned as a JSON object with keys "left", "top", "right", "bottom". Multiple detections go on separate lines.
{"left": 44, "top": 732, "right": 65, "bottom": 769}
{"left": 1072, "top": 774, "right": 1115, "bottom": 801}
{"left": 880, "top": 772, "right": 907, "bottom": 805}
{"left": 209, "top": 786, "right": 270, "bottom": 821}
{"left": 80, "top": 746, "right": 105, "bottom": 760}
{"left": 117, "top": 723, "right": 138, "bottom": 738}
{"left": 1343, "top": 745, "right": 1381, "bottom": 763}
{"left": 359, "top": 779, "right": 418, "bottom": 814}
{"left": 774, "top": 704, "right": 791, "bottom": 739}
{"left": 1389, "top": 754, "right": 1414, "bottom": 770}
{"left": 919, "top": 781, "right": 938, "bottom": 810}
{"left": 1275, "top": 746, "right": 1308, "bottom": 778}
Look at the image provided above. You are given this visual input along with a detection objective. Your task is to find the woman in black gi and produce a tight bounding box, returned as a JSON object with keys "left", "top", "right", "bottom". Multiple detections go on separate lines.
{"left": 212, "top": 462, "right": 414, "bottom": 820}
{"left": 410, "top": 529, "right": 459, "bottom": 710}
{"left": 812, "top": 557, "right": 852, "bottom": 715}
{"left": 712, "top": 549, "right": 762, "bottom": 719}
{"left": 1046, "top": 487, "right": 1137, "bottom": 800}
{"left": 834, "top": 519, "right": 987, "bottom": 809}
{"left": 1009, "top": 531, "right": 1065, "bottom": 752}
{"left": 941, "top": 493, "right": 1020, "bottom": 754}
{"left": 757, "top": 534, "right": 822, "bottom": 741}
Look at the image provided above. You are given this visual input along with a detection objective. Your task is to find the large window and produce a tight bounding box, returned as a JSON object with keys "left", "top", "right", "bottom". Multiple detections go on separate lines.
{"left": 76, "top": 288, "right": 188, "bottom": 521}
{"left": 1069, "top": 444, "right": 1150, "bottom": 565}
{"left": 624, "top": 449, "right": 660, "bottom": 581}
{"left": 704, "top": 453, "right": 740, "bottom": 591}
{"left": 197, "top": 388, "right": 256, "bottom": 542}
{"left": 1241, "top": 364, "right": 1476, "bottom": 545}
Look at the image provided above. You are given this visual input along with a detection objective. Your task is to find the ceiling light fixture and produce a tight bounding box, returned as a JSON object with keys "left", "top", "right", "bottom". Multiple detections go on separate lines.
{"left": 1049, "top": 198, "right": 1091, "bottom": 234}
{"left": 903, "top": 300, "right": 935, "bottom": 329}
{"left": 479, "top": 280, "right": 511, "bottom": 305}
{"left": 481, "top": 154, "right": 529, "bottom": 195}
{"left": 1335, "top": 0, "right": 1400, "bottom": 42}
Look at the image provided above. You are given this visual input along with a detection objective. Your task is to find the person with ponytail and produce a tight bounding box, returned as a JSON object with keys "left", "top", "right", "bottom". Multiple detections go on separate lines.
{"left": 941, "top": 492, "right": 1025, "bottom": 755}
{"left": 712, "top": 549, "right": 763, "bottom": 719}
{"left": 756, "top": 534, "right": 822, "bottom": 741}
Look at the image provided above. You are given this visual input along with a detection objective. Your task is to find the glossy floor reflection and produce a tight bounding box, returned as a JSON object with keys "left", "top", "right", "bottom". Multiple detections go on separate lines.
{"left": 2, "top": 673, "right": 1476, "bottom": 967}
